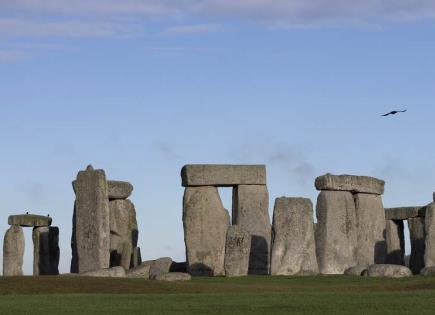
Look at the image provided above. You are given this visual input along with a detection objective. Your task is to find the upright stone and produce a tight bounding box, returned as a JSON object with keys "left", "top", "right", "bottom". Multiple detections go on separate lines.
{"left": 3, "top": 225, "right": 25, "bottom": 276}
{"left": 33, "top": 226, "right": 60, "bottom": 275}
{"left": 233, "top": 185, "right": 271, "bottom": 275}
{"left": 385, "top": 220, "right": 405, "bottom": 265}
{"left": 408, "top": 217, "right": 425, "bottom": 274}
{"left": 73, "top": 165, "right": 110, "bottom": 273}
{"left": 425, "top": 203, "right": 435, "bottom": 267}
{"left": 354, "top": 193, "right": 386, "bottom": 265}
{"left": 183, "top": 186, "right": 229, "bottom": 276}
{"left": 224, "top": 226, "right": 251, "bottom": 277}
{"left": 316, "top": 191, "right": 357, "bottom": 274}
{"left": 271, "top": 197, "right": 318, "bottom": 275}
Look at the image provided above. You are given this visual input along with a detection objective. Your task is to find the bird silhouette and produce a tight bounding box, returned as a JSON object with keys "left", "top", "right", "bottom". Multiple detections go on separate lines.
{"left": 381, "top": 109, "right": 407, "bottom": 117}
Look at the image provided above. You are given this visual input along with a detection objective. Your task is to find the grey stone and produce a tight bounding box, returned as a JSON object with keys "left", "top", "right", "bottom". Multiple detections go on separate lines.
{"left": 344, "top": 265, "right": 369, "bottom": 276}
{"left": 33, "top": 226, "right": 59, "bottom": 276}
{"left": 3, "top": 225, "right": 24, "bottom": 276}
{"left": 149, "top": 257, "right": 173, "bottom": 280}
{"left": 8, "top": 214, "right": 52, "bottom": 227}
{"left": 354, "top": 193, "right": 386, "bottom": 265}
{"left": 154, "top": 273, "right": 191, "bottom": 281}
{"left": 315, "top": 191, "right": 357, "bottom": 274}
{"left": 420, "top": 266, "right": 435, "bottom": 276}
{"left": 131, "top": 247, "right": 142, "bottom": 268}
{"left": 181, "top": 164, "right": 266, "bottom": 187}
{"left": 385, "top": 220, "right": 405, "bottom": 265}
{"left": 408, "top": 217, "right": 426, "bottom": 274}
{"left": 108, "top": 181, "right": 134, "bottom": 200}
{"left": 126, "top": 260, "right": 153, "bottom": 278}
{"left": 233, "top": 185, "right": 271, "bottom": 275}
{"left": 183, "top": 186, "right": 229, "bottom": 276}
{"left": 385, "top": 207, "right": 426, "bottom": 220}
{"left": 365, "top": 264, "right": 412, "bottom": 278}
{"left": 425, "top": 203, "right": 435, "bottom": 267}
{"left": 82, "top": 266, "right": 126, "bottom": 277}
{"left": 73, "top": 166, "right": 110, "bottom": 273}
{"left": 271, "top": 197, "right": 318, "bottom": 276}
{"left": 315, "top": 173, "right": 385, "bottom": 195}
{"left": 224, "top": 226, "right": 251, "bottom": 277}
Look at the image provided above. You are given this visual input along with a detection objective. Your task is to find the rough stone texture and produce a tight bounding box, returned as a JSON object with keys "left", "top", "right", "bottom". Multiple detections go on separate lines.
{"left": 33, "top": 226, "right": 59, "bottom": 276}
{"left": 233, "top": 185, "right": 271, "bottom": 275}
{"left": 385, "top": 220, "right": 405, "bottom": 265}
{"left": 224, "top": 226, "right": 251, "bottom": 277}
{"left": 420, "top": 266, "right": 435, "bottom": 276}
{"left": 315, "top": 173, "right": 385, "bottom": 195}
{"left": 149, "top": 257, "right": 173, "bottom": 280}
{"left": 408, "top": 217, "right": 426, "bottom": 274}
{"left": 8, "top": 214, "right": 52, "bottom": 227}
{"left": 385, "top": 207, "right": 426, "bottom": 220}
{"left": 126, "top": 260, "right": 153, "bottom": 278}
{"left": 344, "top": 265, "right": 368, "bottom": 276}
{"left": 354, "top": 193, "right": 386, "bottom": 265}
{"left": 82, "top": 266, "right": 126, "bottom": 277}
{"left": 108, "top": 181, "right": 134, "bottom": 200}
{"left": 70, "top": 202, "right": 78, "bottom": 273}
{"left": 181, "top": 165, "right": 266, "bottom": 187}
{"left": 183, "top": 186, "right": 229, "bottom": 276}
{"left": 365, "top": 264, "right": 412, "bottom": 278}
{"left": 73, "top": 166, "right": 110, "bottom": 273}
{"left": 3, "top": 225, "right": 25, "bottom": 276}
{"left": 271, "top": 197, "right": 318, "bottom": 276}
{"left": 425, "top": 203, "right": 435, "bottom": 267}
{"left": 131, "top": 247, "right": 142, "bottom": 268}
{"left": 315, "top": 191, "right": 358, "bottom": 274}
{"left": 155, "top": 273, "right": 191, "bottom": 281}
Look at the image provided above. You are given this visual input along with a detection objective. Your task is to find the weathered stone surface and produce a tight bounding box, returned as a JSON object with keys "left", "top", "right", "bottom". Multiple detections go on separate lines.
{"left": 8, "top": 214, "right": 52, "bottom": 227}
{"left": 344, "top": 265, "right": 368, "bottom": 276}
{"left": 126, "top": 260, "right": 153, "bottom": 278}
{"left": 271, "top": 197, "right": 318, "bottom": 276}
{"left": 82, "top": 266, "right": 126, "bottom": 277}
{"left": 408, "top": 217, "right": 425, "bottom": 274}
{"left": 73, "top": 166, "right": 110, "bottom": 273}
{"left": 385, "top": 207, "right": 426, "bottom": 220}
{"left": 109, "top": 199, "right": 136, "bottom": 238}
{"left": 385, "top": 220, "right": 405, "bottom": 265}
{"left": 154, "top": 273, "right": 191, "bottom": 281}
{"left": 183, "top": 186, "right": 229, "bottom": 276}
{"left": 315, "top": 191, "right": 357, "bottom": 274}
{"left": 33, "top": 226, "right": 59, "bottom": 276}
{"left": 224, "top": 226, "right": 251, "bottom": 277}
{"left": 131, "top": 247, "right": 142, "bottom": 268}
{"left": 233, "top": 185, "right": 271, "bottom": 275}
{"left": 3, "top": 225, "right": 24, "bottom": 276}
{"left": 149, "top": 257, "right": 173, "bottom": 280}
{"left": 108, "top": 181, "right": 133, "bottom": 200}
{"left": 315, "top": 173, "right": 385, "bottom": 195}
{"left": 365, "top": 264, "right": 412, "bottom": 278}
{"left": 425, "top": 203, "right": 435, "bottom": 267}
{"left": 420, "top": 266, "right": 435, "bottom": 276}
{"left": 354, "top": 193, "right": 386, "bottom": 265}
{"left": 181, "top": 165, "right": 266, "bottom": 187}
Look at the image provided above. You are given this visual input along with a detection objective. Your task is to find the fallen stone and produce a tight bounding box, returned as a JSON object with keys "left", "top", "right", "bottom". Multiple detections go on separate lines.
{"left": 108, "top": 181, "right": 134, "bottom": 200}
{"left": 154, "top": 273, "right": 191, "bottom": 281}
{"left": 3, "top": 225, "right": 25, "bottom": 276}
{"left": 82, "top": 266, "right": 126, "bottom": 278}
{"left": 315, "top": 173, "right": 385, "bottom": 195}
{"left": 385, "top": 220, "right": 405, "bottom": 265}
{"left": 365, "top": 264, "right": 412, "bottom": 278}
{"left": 33, "top": 226, "right": 59, "bottom": 276}
{"left": 8, "top": 214, "right": 52, "bottom": 227}
{"left": 385, "top": 207, "right": 426, "bottom": 220}
{"left": 408, "top": 217, "right": 426, "bottom": 274}
{"left": 224, "top": 226, "right": 251, "bottom": 277}
{"left": 126, "top": 260, "right": 153, "bottom": 278}
{"left": 183, "top": 186, "right": 229, "bottom": 276}
{"left": 271, "top": 197, "right": 318, "bottom": 276}
{"left": 181, "top": 165, "right": 266, "bottom": 187}
{"left": 344, "top": 265, "right": 369, "bottom": 276}
{"left": 315, "top": 191, "right": 357, "bottom": 274}
{"left": 420, "top": 266, "right": 435, "bottom": 276}
{"left": 233, "top": 185, "right": 271, "bottom": 275}
{"left": 149, "top": 257, "right": 173, "bottom": 280}
{"left": 425, "top": 203, "right": 435, "bottom": 267}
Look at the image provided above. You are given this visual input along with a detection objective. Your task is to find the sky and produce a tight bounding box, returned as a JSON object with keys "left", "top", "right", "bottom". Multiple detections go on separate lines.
{"left": 1, "top": 0, "right": 435, "bottom": 274}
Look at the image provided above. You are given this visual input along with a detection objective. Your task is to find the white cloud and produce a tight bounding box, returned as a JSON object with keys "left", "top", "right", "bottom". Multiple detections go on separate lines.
{"left": 162, "top": 23, "right": 220, "bottom": 35}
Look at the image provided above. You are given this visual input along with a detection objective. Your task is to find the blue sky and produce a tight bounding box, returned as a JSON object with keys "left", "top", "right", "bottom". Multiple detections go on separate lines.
{"left": 1, "top": 1, "right": 435, "bottom": 274}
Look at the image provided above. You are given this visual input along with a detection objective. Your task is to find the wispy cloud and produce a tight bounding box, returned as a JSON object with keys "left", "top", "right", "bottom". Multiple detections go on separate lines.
{"left": 0, "top": 50, "right": 25, "bottom": 61}
{"left": 161, "top": 23, "right": 220, "bottom": 35}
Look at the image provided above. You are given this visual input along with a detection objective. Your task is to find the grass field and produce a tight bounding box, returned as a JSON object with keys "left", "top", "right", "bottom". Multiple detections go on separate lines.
{"left": 0, "top": 275, "right": 435, "bottom": 315}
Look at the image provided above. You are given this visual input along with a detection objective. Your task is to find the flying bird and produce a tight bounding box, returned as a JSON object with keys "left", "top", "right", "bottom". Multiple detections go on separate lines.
{"left": 381, "top": 109, "right": 407, "bottom": 117}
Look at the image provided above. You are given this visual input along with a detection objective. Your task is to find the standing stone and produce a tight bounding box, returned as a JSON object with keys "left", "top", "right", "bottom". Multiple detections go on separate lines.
{"left": 354, "top": 193, "right": 386, "bottom": 265}
{"left": 316, "top": 191, "right": 357, "bottom": 274}
{"left": 385, "top": 220, "right": 405, "bottom": 265}
{"left": 73, "top": 166, "right": 110, "bottom": 273}
{"left": 425, "top": 203, "right": 435, "bottom": 267}
{"left": 183, "top": 186, "right": 229, "bottom": 276}
{"left": 408, "top": 217, "right": 426, "bottom": 274}
{"left": 232, "top": 185, "right": 271, "bottom": 275}
{"left": 271, "top": 197, "right": 318, "bottom": 275}
{"left": 33, "top": 226, "right": 59, "bottom": 275}
{"left": 3, "top": 225, "right": 25, "bottom": 276}
{"left": 224, "top": 226, "right": 251, "bottom": 277}
{"left": 131, "top": 247, "right": 142, "bottom": 268}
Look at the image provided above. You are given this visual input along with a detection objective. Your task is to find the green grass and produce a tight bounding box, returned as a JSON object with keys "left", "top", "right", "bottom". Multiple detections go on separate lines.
{"left": 0, "top": 275, "right": 435, "bottom": 314}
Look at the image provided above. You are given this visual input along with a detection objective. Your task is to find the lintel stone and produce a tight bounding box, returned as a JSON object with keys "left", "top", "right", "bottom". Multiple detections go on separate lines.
{"left": 8, "top": 214, "right": 52, "bottom": 227}
{"left": 315, "top": 173, "right": 385, "bottom": 195}
{"left": 385, "top": 207, "right": 426, "bottom": 220}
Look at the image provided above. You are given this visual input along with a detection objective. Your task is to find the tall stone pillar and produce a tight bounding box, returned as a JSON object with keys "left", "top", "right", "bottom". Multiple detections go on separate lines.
{"left": 408, "top": 217, "right": 425, "bottom": 274}
{"left": 33, "top": 226, "right": 59, "bottom": 275}
{"left": 3, "top": 225, "right": 25, "bottom": 276}
{"left": 385, "top": 219, "right": 405, "bottom": 265}
{"left": 425, "top": 203, "right": 435, "bottom": 267}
